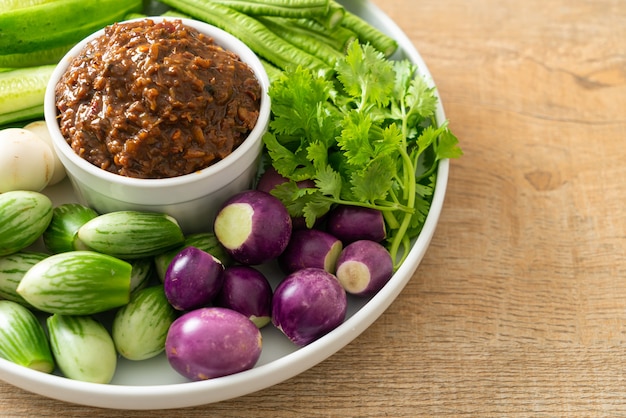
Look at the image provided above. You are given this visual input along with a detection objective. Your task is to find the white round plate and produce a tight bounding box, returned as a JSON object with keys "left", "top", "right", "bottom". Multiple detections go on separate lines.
{"left": 0, "top": 0, "right": 450, "bottom": 410}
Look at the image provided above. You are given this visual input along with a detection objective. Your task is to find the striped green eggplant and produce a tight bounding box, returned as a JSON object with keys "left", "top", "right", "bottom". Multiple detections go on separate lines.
{"left": 42, "top": 203, "right": 98, "bottom": 254}
{"left": 0, "top": 250, "right": 48, "bottom": 307}
{"left": 112, "top": 285, "right": 177, "bottom": 361}
{"left": 16, "top": 250, "right": 132, "bottom": 315}
{"left": 0, "top": 190, "right": 53, "bottom": 256}
{"left": 0, "top": 300, "right": 54, "bottom": 373}
{"left": 47, "top": 313, "right": 117, "bottom": 384}
{"left": 129, "top": 257, "right": 155, "bottom": 295}
{"left": 77, "top": 211, "right": 185, "bottom": 260}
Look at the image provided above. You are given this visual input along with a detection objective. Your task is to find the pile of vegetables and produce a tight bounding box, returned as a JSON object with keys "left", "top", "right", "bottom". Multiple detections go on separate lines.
{"left": 0, "top": 187, "right": 400, "bottom": 382}
{"left": 0, "top": 0, "right": 463, "bottom": 384}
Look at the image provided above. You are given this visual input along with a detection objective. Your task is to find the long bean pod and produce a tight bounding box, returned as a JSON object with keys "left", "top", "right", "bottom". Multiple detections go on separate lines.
{"left": 260, "top": 59, "right": 284, "bottom": 82}
{"left": 337, "top": 4, "right": 398, "bottom": 57}
{"left": 314, "top": 0, "right": 345, "bottom": 29}
{"left": 257, "top": 16, "right": 343, "bottom": 67}
{"left": 160, "top": 0, "right": 331, "bottom": 72}
{"left": 266, "top": 15, "right": 357, "bottom": 53}
{"left": 208, "top": 0, "right": 330, "bottom": 18}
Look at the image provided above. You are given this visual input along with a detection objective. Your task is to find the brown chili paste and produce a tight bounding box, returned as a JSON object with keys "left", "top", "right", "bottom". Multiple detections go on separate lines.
{"left": 55, "top": 19, "right": 262, "bottom": 179}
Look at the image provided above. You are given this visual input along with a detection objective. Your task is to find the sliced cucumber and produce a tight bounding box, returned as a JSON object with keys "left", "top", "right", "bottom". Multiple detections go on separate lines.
{"left": 0, "top": 0, "right": 60, "bottom": 11}
{"left": 0, "top": 0, "right": 143, "bottom": 54}
{"left": 0, "top": 65, "right": 55, "bottom": 126}
{"left": 0, "top": 43, "right": 72, "bottom": 68}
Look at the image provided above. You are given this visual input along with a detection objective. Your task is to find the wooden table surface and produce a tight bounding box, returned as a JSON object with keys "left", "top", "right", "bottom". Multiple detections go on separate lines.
{"left": 2, "top": 0, "right": 626, "bottom": 416}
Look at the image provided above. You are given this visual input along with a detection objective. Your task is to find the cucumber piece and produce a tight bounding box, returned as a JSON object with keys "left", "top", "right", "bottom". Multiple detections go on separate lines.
{"left": 78, "top": 211, "right": 185, "bottom": 260}
{"left": 42, "top": 203, "right": 98, "bottom": 254}
{"left": 47, "top": 313, "right": 117, "bottom": 384}
{"left": 154, "top": 232, "right": 234, "bottom": 281}
{"left": 0, "top": 251, "right": 48, "bottom": 307}
{"left": 0, "top": 0, "right": 59, "bottom": 10}
{"left": 0, "top": 190, "right": 53, "bottom": 256}
{"left": 0, "top": 300, "right": 54, "bottom": 373}
{"left": 112, "top": 285, "right": 177, "bottom": 361}
{"left": 0, "top": 65, "right": 55, "bottom": 126}
{"left": 16, "top": 250, "right": 132, "bottom": 315}
{"left": 0, "top": 0, "right": 143, "bottom": 54}
{"left": 0, "top": 43, "right": 73, "bottom": 68}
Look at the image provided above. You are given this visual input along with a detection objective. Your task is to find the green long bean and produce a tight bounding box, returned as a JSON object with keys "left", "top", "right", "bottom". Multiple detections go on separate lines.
{"left": 257, "top": 16, "right": 343, "bottom": 67}
{"left": 160, "top": 0, "right": 331, "bottom": 72}
{"left": 208, "top": 0, "right": 330, "bottom": 18}
{"left": 278, "top": 16, "right": 357, "bottom": 52}
{"left": 336, "top": 2, "right": 398, "bottom": 57}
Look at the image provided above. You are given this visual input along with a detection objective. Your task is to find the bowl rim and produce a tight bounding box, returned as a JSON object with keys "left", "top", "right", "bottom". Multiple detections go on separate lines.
{"left": 44, "top": 16, "right": 271, "bottom": 189}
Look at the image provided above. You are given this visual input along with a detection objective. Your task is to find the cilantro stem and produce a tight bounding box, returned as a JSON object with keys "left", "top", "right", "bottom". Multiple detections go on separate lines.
{"left": 315, "top": 194, "right": 412, "bottom": 214}
{"left": 389, "top": 148, "right": 415, "bottom": 269}
{"left": 382, "top": 210, "right": 400, "bottom": 230}
{"left": 387, "top": 186, "right": 402, "bottom": 207}
{"left": 387, "top": 92, "right": 418, "bottom": 268}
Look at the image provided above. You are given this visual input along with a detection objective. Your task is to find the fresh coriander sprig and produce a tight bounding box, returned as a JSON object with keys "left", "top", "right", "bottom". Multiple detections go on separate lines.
{"left": 263, "top": 42, "right": 462, "bottom": 269}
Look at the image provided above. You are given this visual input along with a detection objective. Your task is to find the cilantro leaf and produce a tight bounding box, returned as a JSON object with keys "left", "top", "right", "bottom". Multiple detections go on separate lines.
{"left": 302, "top": 196, "right": 333, "bottom": 229}
{"left": 436, "top": 129, "right": 464, "bottom": 160}
{"left": 337, "top": 110, "right": 373, "bottom": 167}
{"left": 314, "top": 165, "right": 342, "bottom": 200}
{"left": 270, "top": 181, "right": 314, "bottom": 216}
{"left": 416, "top": 125, "right": 444, "bottom": 156}
{"left": 405, "top": 75, "right": 438, "bottom": 123}
{"left": 373, "top": 123, "right": 404, "bottom": 159}
{"left": 268, "top": 66, "right": 332, "bottom": 138}
{"left": 262, "top": 132, "right": 314, "bottom": 181}
{"left": 306, "top": 140, "right": 329, "bottom": 171}
{"left": 336, "top": 42, "right": 395, "bottom": 111}
{"left": 349, "top": 154, "right": 396, "bottom": 203}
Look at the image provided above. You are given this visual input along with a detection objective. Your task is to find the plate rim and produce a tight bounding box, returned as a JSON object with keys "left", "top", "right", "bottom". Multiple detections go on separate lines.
{"left": 0, "top": 0, "right": 451, "bottom": 409}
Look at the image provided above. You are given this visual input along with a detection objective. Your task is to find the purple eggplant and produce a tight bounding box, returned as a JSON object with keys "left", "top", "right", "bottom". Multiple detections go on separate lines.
{"left": 326, "top": 205, "right": 386, "bottom": 243}
{"left": 215, "top": 265, "right": 272, "bottom": 328}
{"left": 256, "top": 166, "right": 288, "bottom": 194}
{"left": 213, "top": 189, "right": 292, "bottom": 265}
{"left": 272, "top": 267, "right": 347, "bottom": 346}
{"left": 335, "top": 240, "right": 393, "bottom": 296}
{"left": 164, "top": 246, "right": 224, "bottom": 311}
{"left": 165, "top": 307, "right": 262, "bottom": 381}
{"left": 278, "top": 228, "right": 343, "bottom": 274}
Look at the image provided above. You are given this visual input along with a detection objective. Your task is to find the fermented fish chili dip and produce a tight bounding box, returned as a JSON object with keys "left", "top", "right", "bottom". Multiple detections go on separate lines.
{"left": 54, "top": 18, "right": 262, "bottom": 179}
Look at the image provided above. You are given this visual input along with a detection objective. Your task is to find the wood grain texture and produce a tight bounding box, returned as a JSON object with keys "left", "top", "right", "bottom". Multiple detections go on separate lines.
{"left": 2, "top": 0, "right": 626, "bottom": 416}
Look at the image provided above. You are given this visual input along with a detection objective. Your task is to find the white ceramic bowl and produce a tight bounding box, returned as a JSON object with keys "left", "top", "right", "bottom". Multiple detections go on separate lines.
{"left": 44, "top": 16, "right": 271, "bottom": 234}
